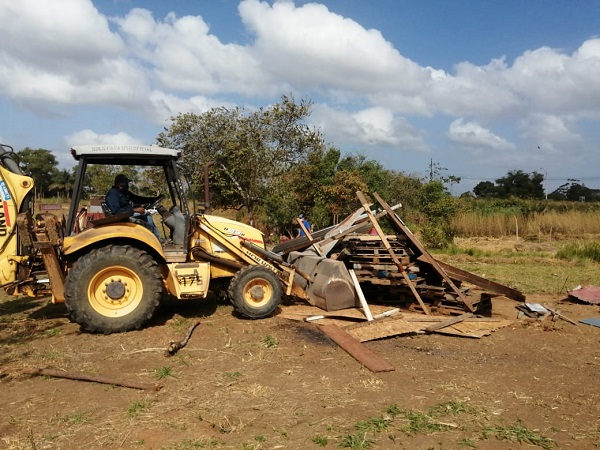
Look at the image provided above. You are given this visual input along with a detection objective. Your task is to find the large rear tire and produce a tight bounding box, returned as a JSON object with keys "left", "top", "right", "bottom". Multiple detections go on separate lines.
{"left": 228, "top": 265, "right": 282, "bottom": 318}
{"left": 64, "top": 245, "right": 162, "bottom": 334}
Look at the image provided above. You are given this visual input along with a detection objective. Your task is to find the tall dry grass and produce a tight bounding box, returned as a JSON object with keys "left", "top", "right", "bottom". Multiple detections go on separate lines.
{"left": 452, "top": 210, "right": 600, "bottom": 239}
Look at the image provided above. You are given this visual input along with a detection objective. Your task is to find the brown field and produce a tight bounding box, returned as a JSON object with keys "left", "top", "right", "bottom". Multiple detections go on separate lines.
{"left": 2, "top": 238, "right": 600, "bottom": 449}
{"left": 452, "top": 210, "right": 600, "bottom": 239}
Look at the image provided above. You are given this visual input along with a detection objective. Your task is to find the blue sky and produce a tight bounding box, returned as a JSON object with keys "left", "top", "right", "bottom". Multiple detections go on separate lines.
{"left": 1, "top": 0, "right": 599, "bottom": 195}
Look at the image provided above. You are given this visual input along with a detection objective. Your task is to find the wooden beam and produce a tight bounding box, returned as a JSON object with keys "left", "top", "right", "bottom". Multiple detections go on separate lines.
{"left": 276, "top": 204, "right": 403, "bottom": 257}
{"left": 348, "top": 269, "right": 374, "bottom": 321}
{"left": 425, "top": 313, "right": 473, "bottom": 332}
{"left": 356, "top": 191, "right": 431, "bottom": 315}
{"left": 418, "top": 256, "right": 526, "bottom": 302}
{"left": 372, "top": 192, "right": 475, "bottom": 313}
{"left": 296, "top": 217, "right": 324, "bottom": 256}
{"left": 316, "top": 207, "right": 396, "bottom": 251}
{"left": 319, "top": 324, "right": 394, "bottom": 372}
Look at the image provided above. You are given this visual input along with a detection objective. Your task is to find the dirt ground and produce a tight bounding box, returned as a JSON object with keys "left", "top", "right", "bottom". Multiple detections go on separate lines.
{"left": 1, "top": 283, "right": 600, "bottom": 450}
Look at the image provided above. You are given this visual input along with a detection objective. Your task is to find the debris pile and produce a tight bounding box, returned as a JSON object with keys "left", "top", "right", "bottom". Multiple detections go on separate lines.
{"left": 274, "top": 191, "right": 525, "bottom": 317}
{"left": 274, "top": 191, "right": 527, "bottom": 372}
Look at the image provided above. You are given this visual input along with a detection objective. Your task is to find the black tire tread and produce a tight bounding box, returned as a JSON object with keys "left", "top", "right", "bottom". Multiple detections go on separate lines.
{"left": 228, "top": 265, "right": 282, "bottom": 319}
{"left": 64, "top": 245, "right": 162, "bottom": 334}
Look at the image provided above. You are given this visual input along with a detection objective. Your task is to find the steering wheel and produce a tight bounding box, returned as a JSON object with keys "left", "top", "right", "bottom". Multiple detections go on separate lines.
{"left": 144, "top": 194, "right": 165, "bottom": 211}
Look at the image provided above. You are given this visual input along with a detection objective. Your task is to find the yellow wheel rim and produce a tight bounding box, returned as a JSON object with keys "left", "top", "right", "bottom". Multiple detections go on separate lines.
{"left": 242, "top": 277, "right": 273, "bottom": 308}
{"left": 88, "top": 265, "right": 144, "bottom": 317}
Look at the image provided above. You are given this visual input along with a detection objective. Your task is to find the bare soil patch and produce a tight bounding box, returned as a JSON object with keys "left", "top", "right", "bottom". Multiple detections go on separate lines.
{"left": 1, "top": 289, "right": 600, "bottom": 449}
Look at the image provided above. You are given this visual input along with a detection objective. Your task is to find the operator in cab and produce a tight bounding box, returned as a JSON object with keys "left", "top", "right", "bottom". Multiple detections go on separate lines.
{"left": 105, "top": 174, "right": 161, "bottom": 239}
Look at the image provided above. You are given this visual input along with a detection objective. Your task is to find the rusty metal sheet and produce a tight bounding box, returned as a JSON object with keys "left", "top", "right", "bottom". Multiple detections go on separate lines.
{"left": 568, "top": 285, "right": 600, "bottom": 304}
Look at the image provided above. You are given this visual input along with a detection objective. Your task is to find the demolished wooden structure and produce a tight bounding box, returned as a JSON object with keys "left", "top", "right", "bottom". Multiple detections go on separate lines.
{"left": 280, "top": 303, "right": 513, "bottom": 342}
{"left": 274, "top": 191, "right": 525, "bottom": 317}
{"left": 274, "top": 191, "right": 525, "bottom": 371}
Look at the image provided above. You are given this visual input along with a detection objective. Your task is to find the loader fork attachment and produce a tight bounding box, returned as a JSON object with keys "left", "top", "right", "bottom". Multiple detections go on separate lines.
{"left": 17, "top": 212, "right": 66, "bottom": 302}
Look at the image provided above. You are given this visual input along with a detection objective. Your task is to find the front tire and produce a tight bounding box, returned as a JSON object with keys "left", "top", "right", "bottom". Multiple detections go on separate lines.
{"left": 64, "top": 245, "right": 162, "bottom": 334}
{"left": 228, "top": 265, "right": 282, "bottom": 318}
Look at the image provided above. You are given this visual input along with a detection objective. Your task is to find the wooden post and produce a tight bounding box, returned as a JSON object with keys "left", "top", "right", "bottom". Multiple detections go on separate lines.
{"left": 296, "top": 217, "right": 324, "bottom": 256}
{"left": 348, "top": 269, "right": 374, "bottom": 321}
{"left": 372, "top": 192, "right": 475, "bottom": 313}
{"left": 356, "top": 191, "right": 431, "bottom": 315}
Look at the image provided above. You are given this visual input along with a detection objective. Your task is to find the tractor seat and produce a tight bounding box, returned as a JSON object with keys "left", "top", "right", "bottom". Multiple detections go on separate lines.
{"left": 90, "top": 211, "right": 131, "bottom": 227}
{"left": 89, "top": 202, "right": 129, "bottom": 226}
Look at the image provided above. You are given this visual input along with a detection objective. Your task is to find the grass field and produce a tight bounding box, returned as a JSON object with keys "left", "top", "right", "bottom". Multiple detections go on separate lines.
{"left": 435, "top": 236, "right": 600, "bottom": 296}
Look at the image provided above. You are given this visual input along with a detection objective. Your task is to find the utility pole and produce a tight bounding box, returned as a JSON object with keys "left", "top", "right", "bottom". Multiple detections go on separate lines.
{"left": 429, "top": 158, "right": 434, "bottom": 181}
{"left": 538, "top": 146, "right": 548, "bottom": 200}
{"left": 539, "top": 166, "right": 548, "bottom": 200}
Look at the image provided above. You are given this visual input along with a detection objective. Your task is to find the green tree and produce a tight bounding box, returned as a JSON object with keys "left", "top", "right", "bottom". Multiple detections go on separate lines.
{"left": 549, "top": 180, "right": 593, "bottom": 202}
{"left": 157, "top": 95, "right": 325, "bottom": 225}
{"left": 48, "top": 169, "right": 75, "bottom": 201}
{"left": 83, "top": 165, "right": 147, "bottom": 200}
{"left": 419, "top": 181, "right": 456, "bottom": 248}
{"left": 473, "top": 181, "right": 499, "bottom": 198}
{"left": 494, "top": 170, "right": 545, "bottom": 199}
{"left": 282, "top": 148, "right": 393, "bottom": 230}
{"left": 473, "top": 171, "right": 545, "bottom": 199}
{"left": 337, "top": 153, "right": 393, "bottom": 198}
{"left": 269, "top": 146, "right": 340, "bottom": 235}
{"left": 387, "top": 171, "right": 424, "bottom": 223}
{"left": 17, "top": 148, "right": 59, "bottom": 198}
{"left": 427, "top": 159, "right": 462, "bottom": 192}
{"left": 321, "top": 170, "right": 368, "bottom": 224}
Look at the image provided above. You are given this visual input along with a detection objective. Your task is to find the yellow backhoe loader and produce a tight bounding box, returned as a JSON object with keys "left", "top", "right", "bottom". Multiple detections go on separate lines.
{"left": 0, "top": 143, "right": 356, "bottom": 334}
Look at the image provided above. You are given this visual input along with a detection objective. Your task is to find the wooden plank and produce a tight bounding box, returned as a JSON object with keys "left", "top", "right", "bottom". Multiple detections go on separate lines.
{"left": 345, "top": 318, "right": 427, "bottom": 341}
{"left": 425, "top": 313, "right": 473, "bottom": 332}
{"left": 356, "top": 191, "right": 431, "bottom": 315}
{"left": 345, "top": 315, "right": 513, "bottom": 341}
{"left": 33, "top": 242, "right": 65, "bottom": 302}
{"left": 319, "top": 324, "right": 394, "bottom": 372}
{"left": 296, "top": 217, "right": 324, "bottom": 256}
{"left": 407, "top": 317, "right": 502, "bottom": 323}
{"left": 319, "top": 206, "right": 366, "bottom": 255}
{"left": 39, "top": 203, "right": 63, "bottom": 212}
{"left": 419, "top": 257, "right": 526, "bottom": 302}
{"left": 372, "top": 192, "right": 475, "bottom": 313}
{"left": 348, "top": 269, "right": 374, "bottom": 321}
{"left": 315, "top": 208, "right": 395, "bottom": 251}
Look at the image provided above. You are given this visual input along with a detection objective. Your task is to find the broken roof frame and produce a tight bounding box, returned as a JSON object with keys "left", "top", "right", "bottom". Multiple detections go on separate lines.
{"left": 274, "top": 190, "right": 526, "bottom": 313}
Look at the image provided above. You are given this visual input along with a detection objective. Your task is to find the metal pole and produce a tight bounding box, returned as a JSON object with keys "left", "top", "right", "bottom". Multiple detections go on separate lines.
{"left": 203, "top": 160, "right": 216, "bottom": 213}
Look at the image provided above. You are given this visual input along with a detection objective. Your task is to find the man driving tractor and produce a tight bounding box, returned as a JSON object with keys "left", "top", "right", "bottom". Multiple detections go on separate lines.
{"left": 105, "top": 173, "right": 161, "bottom": 239}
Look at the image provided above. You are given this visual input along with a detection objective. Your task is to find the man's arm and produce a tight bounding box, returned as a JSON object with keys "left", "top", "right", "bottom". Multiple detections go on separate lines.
{"left": 126, "top": 191, "right": 159, "bottom": 206}
{"left": 105, "top": 188, "right": 134, "bottom": 215}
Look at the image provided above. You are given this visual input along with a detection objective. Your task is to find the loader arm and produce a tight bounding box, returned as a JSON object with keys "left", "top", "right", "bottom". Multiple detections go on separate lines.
{"left": 0, "top": 145, "right": 38, "bottom": 292}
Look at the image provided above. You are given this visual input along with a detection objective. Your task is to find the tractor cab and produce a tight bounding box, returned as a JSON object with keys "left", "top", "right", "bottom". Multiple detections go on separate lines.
{"left": 66, "top": 145, "right": 189, "bottom": 247}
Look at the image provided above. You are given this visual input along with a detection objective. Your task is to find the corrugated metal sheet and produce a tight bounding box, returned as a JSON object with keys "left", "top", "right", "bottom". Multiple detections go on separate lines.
{"left": 568, "top": 285, "right": 600, "bottom": 304}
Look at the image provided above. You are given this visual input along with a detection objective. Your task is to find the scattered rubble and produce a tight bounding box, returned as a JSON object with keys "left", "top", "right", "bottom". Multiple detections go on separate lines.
{"left": 568, "top": 285, "right": 600, "bottom": 304}
{"left": 274, "top": 191, "right": 525, "bottom": 318}
{"left": 274, "top": 191, "right": 526, "bottom": 370}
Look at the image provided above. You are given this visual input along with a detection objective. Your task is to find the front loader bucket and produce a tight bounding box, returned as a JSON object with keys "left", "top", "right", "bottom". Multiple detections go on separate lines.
{"left": 288, "top": 251, "right": 357, "bottom": 311}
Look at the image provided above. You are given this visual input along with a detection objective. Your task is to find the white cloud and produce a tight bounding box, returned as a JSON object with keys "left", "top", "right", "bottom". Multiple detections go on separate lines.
{"left": 239, "top": 0, "right": 429, "bottom": 101}
{"left": 66, "top": 130, "right": 143, "bottom": 147}
{"left": 146, "top": 91, "right": 236, "bottom": 125}
{"left": 448, "top": 119, "right": 515, "bottom": 151}
{"left": 519, "top": 114, "right": 583, "bottom": 156}
{"left": 505, "top": 40, "right": 600, "bottom": 116}
{"left": 312, "top": 104, "right": 428, "bottom": 152}
{"left": 0, "top": 0, "right": 599, "bottom": 180}
{"left": 57, "top": 130, "right": 143, "bottom": 168}
{"left": 114, "top": 8, "right": 266, "bottom": 96}
{"left": 427, "top": 59, "right": 525, "bottom": 119}
{"left": 0, "top": 0, "right": 145, "bottom": 106}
